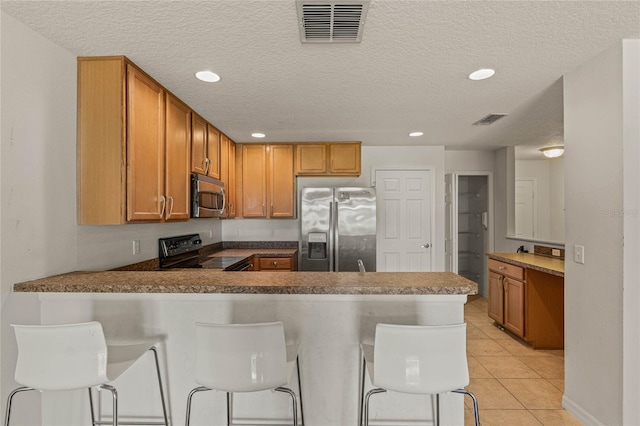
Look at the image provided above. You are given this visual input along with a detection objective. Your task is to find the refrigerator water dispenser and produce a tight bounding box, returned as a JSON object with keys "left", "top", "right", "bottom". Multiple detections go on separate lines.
{"left": 308, "top": 232, "right": 327, "bottom": 259}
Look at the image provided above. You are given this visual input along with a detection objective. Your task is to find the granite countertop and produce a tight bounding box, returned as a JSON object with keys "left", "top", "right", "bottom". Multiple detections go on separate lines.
{"left": 487, "top": 253, "right": 564, "bottom": 277}
{"left": 13, "top": 271, "right": 478, "bottom": 295}
{"left": 205, "top": 248, "right": 297, "bottom": 258}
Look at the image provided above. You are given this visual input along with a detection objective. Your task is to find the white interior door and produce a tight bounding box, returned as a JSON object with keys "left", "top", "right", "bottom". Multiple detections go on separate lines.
{"left": 376, "top": 170, "right": 432, "bottom": 272}
{"left": 515, "top": 178, "right": 536, "bottom": 238}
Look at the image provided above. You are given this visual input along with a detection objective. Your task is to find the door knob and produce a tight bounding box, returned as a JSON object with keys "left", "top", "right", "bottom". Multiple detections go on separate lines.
{"left": 421, "top": 243, "right": 431, "bottom": 248}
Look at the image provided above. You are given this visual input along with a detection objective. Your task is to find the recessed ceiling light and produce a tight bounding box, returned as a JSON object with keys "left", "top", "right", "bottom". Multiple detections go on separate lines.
{"left": 409, "top": 131, "right": 424, "bottom": 137}
{"left": 195, "top": 70, "right": 221, "bottom": 83}
{"left": 251, "top": 133, "right": 266, "bottom": 138}
{"left": 468, "top": 68, "right": 495, "bottom": 81}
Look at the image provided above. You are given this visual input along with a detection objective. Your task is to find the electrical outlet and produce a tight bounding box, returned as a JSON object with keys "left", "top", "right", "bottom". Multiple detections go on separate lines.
{"left": 132, "top": 240, "right": 140, "bottom": 255}
{"left": 209, "top": 229, "right": 213, "bottom": 239}
{"left": 552, "top": 249, "right": 561, "bottom": 257}
{"left": 574, "top": 245, "right": 585, "bottom": 264}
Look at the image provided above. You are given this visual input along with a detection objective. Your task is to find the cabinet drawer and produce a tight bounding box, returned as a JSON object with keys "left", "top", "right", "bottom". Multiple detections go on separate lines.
{"left": 488, "top": 259, "right": 524, "bottom": 280}
{"left": 258, "top": 257, "right": 292, "bottom": 271}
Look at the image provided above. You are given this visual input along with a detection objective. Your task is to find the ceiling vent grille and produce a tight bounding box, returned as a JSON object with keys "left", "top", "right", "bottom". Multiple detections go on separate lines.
{"left": 296, "top": 1, "right": 370, "bottom": 43}
{"left": 473, "top": 113, "right": 509, "bottom": 126}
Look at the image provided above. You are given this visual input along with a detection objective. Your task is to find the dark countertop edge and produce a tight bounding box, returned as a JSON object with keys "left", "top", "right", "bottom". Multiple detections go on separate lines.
{"left": 487, "top": 254, "right": 564, "bottom": 277}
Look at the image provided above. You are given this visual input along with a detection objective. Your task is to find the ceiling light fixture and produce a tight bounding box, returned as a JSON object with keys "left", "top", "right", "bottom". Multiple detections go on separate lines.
{"left": 251, "top": 133, "right": 266, "bottom": 138}
{"left": 195, "top": 70, "right": 221, "bottom": 83}
{"left": 468, "top": 68, "right": 495, "bottom": 81}
{"left": 409, "top": 131, "right": 424, "bottom": 137}
{"left": 540, "top": 145, "right": 565, "bottom": 158}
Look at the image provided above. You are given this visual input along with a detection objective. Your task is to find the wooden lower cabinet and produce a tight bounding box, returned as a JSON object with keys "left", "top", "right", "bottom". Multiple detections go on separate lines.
{"left": 250, "top": 256, "right": 297, "bottom": 271}
{"left": 488, "top": 257, "right": 564, "bottom": 349}
{"left": 488, "top": 259, "right": 525, "bottom": 338}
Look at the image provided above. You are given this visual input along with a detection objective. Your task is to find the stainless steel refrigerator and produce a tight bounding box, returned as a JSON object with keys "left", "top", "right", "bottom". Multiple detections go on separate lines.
{"left": 299, "top": 187, "right": 376, "bottom": 272}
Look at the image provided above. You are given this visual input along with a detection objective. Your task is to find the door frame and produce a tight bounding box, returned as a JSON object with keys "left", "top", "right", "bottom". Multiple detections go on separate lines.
{"left": 454, "top": 171, "right": 495, "bottom": 260}
{"left": 371, "top": 166, "right": 436, "bottom": 271}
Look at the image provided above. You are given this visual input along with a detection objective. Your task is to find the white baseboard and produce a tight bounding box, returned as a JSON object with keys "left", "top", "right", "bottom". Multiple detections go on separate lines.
{"left": 563, "top": 394, "right": 604, "bottom": 426}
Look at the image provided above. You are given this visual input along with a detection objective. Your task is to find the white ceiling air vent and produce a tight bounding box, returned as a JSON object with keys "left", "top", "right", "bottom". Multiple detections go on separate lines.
{"left": 473, "top": 113, "right": 509, "bottom": 126}
{"left": 296, "top": 0, "right": 370, "bottom": 43}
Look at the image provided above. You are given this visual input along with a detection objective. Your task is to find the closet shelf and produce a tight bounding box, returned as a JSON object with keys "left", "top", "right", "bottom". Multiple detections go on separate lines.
{"left": 458, "top": 251, "right": 481, "bottom": 258}
{"left": 458, "top": 232, "right": 480, "bottom": 237}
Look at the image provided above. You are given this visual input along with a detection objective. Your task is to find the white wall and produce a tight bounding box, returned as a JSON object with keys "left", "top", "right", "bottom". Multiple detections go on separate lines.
{"left": 516, "top": 160, "right": 552, "bottom": 239}
{"left": 0, "top": 13, "right": 224, "bottom": 422}
{"left": 563, "top": 39, "right": 640, "bottom": 425}
{"left": 444, "top": 149, "right": 495, "bottom": 172}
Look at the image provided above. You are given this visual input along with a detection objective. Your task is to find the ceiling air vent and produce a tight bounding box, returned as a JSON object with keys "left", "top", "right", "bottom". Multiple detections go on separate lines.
{"left": 296, "top": 0, "right": 370, "bottom": 43}
{"left": 473, "top": 113, "right": 509, "bottom": 126}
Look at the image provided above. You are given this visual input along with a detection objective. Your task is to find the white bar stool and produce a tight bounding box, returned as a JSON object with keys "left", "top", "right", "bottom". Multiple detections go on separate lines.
{"left": 4, "top": 322, "right": 169, "bottom": 426}
{"left": 185, "top": 321, "right": 304, "bottom": 426}
{"left": 359, "top": 323, "right": 480, "bottom": 426}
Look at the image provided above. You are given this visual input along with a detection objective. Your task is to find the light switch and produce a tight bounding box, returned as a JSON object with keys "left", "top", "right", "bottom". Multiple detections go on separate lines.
{"left": 133, "top": 240, "right": 140, "bottom": 255}
{"left": 574, "top": 245, "right": 585, "bottom": 264}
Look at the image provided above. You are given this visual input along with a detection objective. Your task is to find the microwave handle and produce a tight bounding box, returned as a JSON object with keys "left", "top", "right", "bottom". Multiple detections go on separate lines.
{"left": 219, "top": 188, "right": 226, "bottom": 215}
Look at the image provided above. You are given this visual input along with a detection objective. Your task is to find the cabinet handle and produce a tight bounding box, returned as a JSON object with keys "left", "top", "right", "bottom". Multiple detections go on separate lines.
{"left": 273, "top": 261, "right": 278, "bottom": 266}
{"left": 167, "top": 196, "right": 174, "bottom": 219}
{"left": 204, "top": 158, "right": 210, "bottom": 175}
{"left": 498, "top": 266, "right": 505, "bottom": 270}
{"left": 159, "top": 195, "right": 166, "bottom": 218}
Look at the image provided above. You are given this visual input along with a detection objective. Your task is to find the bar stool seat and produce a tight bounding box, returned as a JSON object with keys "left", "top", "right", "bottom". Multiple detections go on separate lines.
{"left": 4, "top": 322, "right": 169, "bottom": 426}
{"left": 185, "top": 321, "right": 304, "bottom": 426}
{"left": 359, "top": 323, "right": 480, "bottom": 426}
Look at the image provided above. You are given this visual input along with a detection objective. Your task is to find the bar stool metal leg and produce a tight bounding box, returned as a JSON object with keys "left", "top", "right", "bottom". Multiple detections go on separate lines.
{"left": 226, "top": 392, "right": 232, "bottom": 426}
{"left": 149, "top": 347, "right": 170, "bottom": 426}
{"left": 363, "top": 388, "right": 386, "bottom": 426}
{"left": 453, "top": 388, "right": 480, "bottom": 426}
{"left": 4, "top": 387, "right": 35, "bottom": 426}
{"left": 99, "top": 384, "right": 118, "bottom": 426}
{"left": 296, "top": 356, "right": 305, "bottom": 426}
{"left": 358, "top": 355, "right": 366, "bottom": 426}
{"left": 185, "top": 386, "right": 211, "bottom": 426}
{"left": 274, "top": 387, "right": 298, "bottom": 426}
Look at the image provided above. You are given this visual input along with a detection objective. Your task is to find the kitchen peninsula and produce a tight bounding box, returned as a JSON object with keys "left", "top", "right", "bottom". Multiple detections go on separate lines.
{"left": 13, "top": 271, "right": 477, "bottom": 426}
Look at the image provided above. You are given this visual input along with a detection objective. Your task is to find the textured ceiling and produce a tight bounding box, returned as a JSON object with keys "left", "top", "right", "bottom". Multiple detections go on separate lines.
{"left": 2, "top": 0, "right": 639, "bottom": 150}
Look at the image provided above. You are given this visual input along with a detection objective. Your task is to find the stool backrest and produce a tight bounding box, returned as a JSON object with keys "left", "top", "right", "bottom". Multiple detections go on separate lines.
{"left": 373, "top": 323, "right": 469, "bottom": 394}
{"left": 195, "top": 322, "right": 288, "bottom": 392}
{"left": 12, "top": 322, "right": 109, "bottom": 391}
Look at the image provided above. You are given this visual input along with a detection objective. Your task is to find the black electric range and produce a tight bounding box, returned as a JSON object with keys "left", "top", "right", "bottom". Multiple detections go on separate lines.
{"left": 158, "top": 234, "right": 251, "bottom": 271}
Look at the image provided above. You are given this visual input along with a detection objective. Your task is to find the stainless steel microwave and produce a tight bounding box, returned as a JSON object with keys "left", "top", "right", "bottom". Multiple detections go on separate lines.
{"left": 191, "top": 174, "right": 226, "bottom": 218}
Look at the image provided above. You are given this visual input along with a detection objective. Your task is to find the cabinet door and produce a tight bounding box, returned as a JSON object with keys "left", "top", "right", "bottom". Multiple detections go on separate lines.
{"left": 269, "top": 145, "right": 295, "bottom": 218}
{"left": 488, "top": 271, "right": 504, "bottom": 324}
{"left": 220, "top": 134, "right": 235, "bottom": 218}
{"left": 126, "top": 65, "right": 165, "bottom": 221}
{"left": 228, "top": 140, "right": 237, "bottom": 217}
{"left": 295, "top": 144, "right": 327, "bottom": 175}
{"left": 191, "top": 113, "right": 207, "bottom": 175}
{"left": 207, "top": 125, "right": 221, "bottom": 179}
{"left": 504, "top": 278, "right": 525, "bottom": 337}
{"left": 329, "top": 143, "right": 361, "bottom": 175}
{"left": 242, "top": 144, "right": 267, "bottom": 217}
{"left": 164, "top": 93, "right": 191, "bottom": 221}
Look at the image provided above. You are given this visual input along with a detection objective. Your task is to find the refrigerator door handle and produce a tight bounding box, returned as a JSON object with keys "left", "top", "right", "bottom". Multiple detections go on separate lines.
{"left": 329, "top": 201, "right": 335, "bottom": 272}
{"left": 332, "top": 200, "right": 339, "bottom": 271}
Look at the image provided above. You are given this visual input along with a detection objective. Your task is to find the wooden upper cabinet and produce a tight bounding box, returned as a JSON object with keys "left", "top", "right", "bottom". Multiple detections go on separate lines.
{"left": 269, "top": 145, "right": 295, "bottom": 218}
{"left": 240, "top": 144, "right": 294, "bottom": 219}
{"left": 126, "top": 64, "right": 165, "bottom": 222}
{"left": 329, "top": 143, "right": 361, "bottom": 175}
{"left": 191, "top": 113, "right": 207, "bottom": 175}
{"left": 164, "top": 93, "right": 191, "bottom": 221}
{"left": 78, "top": 56, "right": 190, "bottom": 224}
{"left": 295, "top": 142, "right": 361, "bottom": 176}
{"left": 207, "top": 125, "right": 221, "bottom": 179}
{"left": 295, "top": 144, "right": 327, "bottom": 175}
{"left": 242, "top": 144, "right": 268, "bottom": 217}
{"left": 220, "top": 134, "right": 236, "bottom": 218}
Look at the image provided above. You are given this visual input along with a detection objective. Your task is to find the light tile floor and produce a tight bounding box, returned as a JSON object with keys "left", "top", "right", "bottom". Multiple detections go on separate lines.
{"left": 464, "top": 296, "right": 582, "bottom": 426}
